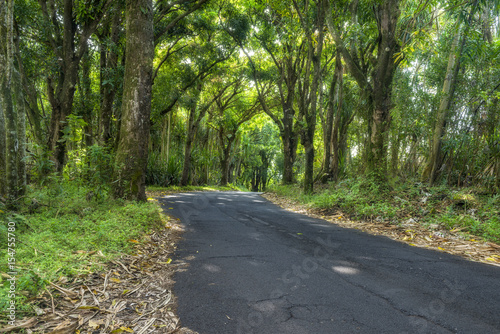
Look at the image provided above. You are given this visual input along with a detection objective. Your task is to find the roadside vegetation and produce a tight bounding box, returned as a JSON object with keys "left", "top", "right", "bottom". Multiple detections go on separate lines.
{"left": 269, "top": 179, "right": 500, "bottom": 244}
{"left": 0, "top": 181, "right": 244, "bottom": 325}
{"left": 1, "top": 0, "right": 499, "bottom": 330}
{"left": 0, "top": 181, "right": 164, "bottom": 319}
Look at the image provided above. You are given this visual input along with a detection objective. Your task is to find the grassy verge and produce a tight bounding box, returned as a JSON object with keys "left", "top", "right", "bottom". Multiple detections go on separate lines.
{"left": 0, "top": 182, "right": 164, "bottom": 321}
{"left": 269, "top": 178, "right": 500, "bottom": 244}
{"left": 0, "top": 182, "right": 248, "bottom": 323}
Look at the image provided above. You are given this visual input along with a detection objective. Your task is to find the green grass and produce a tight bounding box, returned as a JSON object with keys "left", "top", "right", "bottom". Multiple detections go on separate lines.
{"left": 0, "top": 182, "right": 164, "bottom": 320}
{"left": 268, "top": 178, "right": 500, "bottom": 243}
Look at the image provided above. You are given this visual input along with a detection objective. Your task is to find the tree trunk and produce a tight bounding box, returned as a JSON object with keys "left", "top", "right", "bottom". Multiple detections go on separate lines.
{"left": 0, "top": 4, "right": 5, "bottom": 195}
{"left": 367, "top": 0, "right": 401, "bottom": 181}
{"left": 180, "top": 102, "right": 199, "bottom": 186}
{"left": 13, "top": 68, "right": 26, "bottom": 197}
{"left": 321, "top": 53, "right": 340, "bottom": 182}
{"left": 112, "top": 0, "right": 153, "bottom": 201}
{"left": 330, "top": 53, "right": 344, "bottom": 181}
{"left": 100, "top": 3, "right": 122, "bottom": 146}
{"left": 219, "top": 134, "right": 235, "bottom": 186}
{"left": 0, "top": 89, "right": 5, "bottom": 198}
{"left": 180, "top": 134, "right": 193, "bottom": 186}
{"left": 424, "top": 27, "right": 462, "bottom": 185}
{"left": 80, "top": 49, "right": 93, "bottom": 148}
{"left": 1, "top": 0, "right": 22, "bottom": 208}
{"left": 14, "top": 28, "right": 43, "bottom": 146}
{"left": 390, "top": 132, "right": 400, "bottom": 177}
{"left": 282, "top": 122, "right": 297, "bottom": 185}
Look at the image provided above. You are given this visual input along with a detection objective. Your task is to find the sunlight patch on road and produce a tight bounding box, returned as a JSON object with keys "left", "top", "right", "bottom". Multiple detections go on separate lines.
{"left": 203, "top": 264, "right": 221, "bottom": 273}
{"left": 332, "top": 266, "right": 359, "bottom": 275}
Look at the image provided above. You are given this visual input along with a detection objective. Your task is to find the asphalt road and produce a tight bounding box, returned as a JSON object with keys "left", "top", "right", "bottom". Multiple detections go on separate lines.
{"left": 159, "top": 191, "right": 500, "bottom": 334}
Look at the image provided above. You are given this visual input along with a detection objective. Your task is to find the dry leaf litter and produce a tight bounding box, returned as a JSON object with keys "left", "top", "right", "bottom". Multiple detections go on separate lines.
{"left": 261, "top": 192, "right": 500, "bottom": 267}
{"left": 2, "top": 190, "right": 198, "bottom": 334}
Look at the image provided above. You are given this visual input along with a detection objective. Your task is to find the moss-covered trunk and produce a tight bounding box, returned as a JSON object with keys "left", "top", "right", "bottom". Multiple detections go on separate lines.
{"left": 366, "top": 0, "right": 400, "bottom": 182}
{"left": 1, "top": 0, "right": 24, "bottom": 208}
{"left": 112, "top": 0, "right": 153, "bottom": 201}
{"left": 424, "top": 27, "right": 462, "bottom": 185}
{"left": 99, "top": 3, "right": 123, "bottom": 147}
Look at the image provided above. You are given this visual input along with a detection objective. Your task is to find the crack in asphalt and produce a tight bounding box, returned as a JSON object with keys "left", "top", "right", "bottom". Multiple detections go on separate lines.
{"left": 169, "top": 192, "right": 500, "bottom": 334}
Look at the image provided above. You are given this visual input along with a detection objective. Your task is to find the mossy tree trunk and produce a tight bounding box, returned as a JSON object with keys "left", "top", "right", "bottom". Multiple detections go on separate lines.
{"left": 295, "top": 0, "right": 326, "bottom": 194}
{"left": 327, "top": 0, "right": 401, "bottom": 184}
{"left": 180, "top": 102, "right": 199, "bottom": 186}
{"left": 112, "top": 0, "right": 153, "bottom": 201}
{"left": 99, "top": 2, "right": 123, "bottom": 147}
{"left": 80, "top": 49, "right": 94, "bottom": 148}
{"left": 423, "top": 27, "right": 462, "bottom": 185}
{"left": 1, "top": 0, "right": 25, "bottom": 208}
{"left": 40, "top": 0, "right": 111, "bottom": 172}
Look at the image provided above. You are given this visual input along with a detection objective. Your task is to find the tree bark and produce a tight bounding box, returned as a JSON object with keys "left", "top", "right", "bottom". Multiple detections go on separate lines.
{"left": 367, "top": 0, "right": 401, "bottom": 181}
{"left": 1, "top": 0, "right": 23, "bottom": 208}
{"left": 80, "top": 49, "right": 93, "bottom": 148}
{"left": 326, "top": 0, "right": 401, "bottom": 183}
{"left": 0, "top": 89, "right": 5, "bottom": 198}
{"left": 40, "top": 0, "right": 111, "bottom": 171}
{"left": 14, "top": 26, "right": 43, "bottom": 146}
{"left": 330, "top": 52, "right": 344, "bottom": 181}
{"left": 112, "top": 0, "right": 153, "bottom": 201}
{"left": 321, "top": 54, "right": 340, "bottom": 182}
{"left": 424, "top": 27, "right": 461, "bottom": 185}
{"left": 99, "top": 3, "right": 123, "bottom": 146}
{"left": 180, "top": 103, "right": 198, "bottom": 186}
{"left": 13, "top": 68, "right": 26, "bottom": 197}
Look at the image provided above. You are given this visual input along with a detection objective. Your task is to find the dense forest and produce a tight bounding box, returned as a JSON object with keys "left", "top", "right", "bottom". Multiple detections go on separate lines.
{"left": 1, "top": 0, "right": 499, "bottom": 203}
{"left": 1, "top": 0, "right": 500, "bottom": 327}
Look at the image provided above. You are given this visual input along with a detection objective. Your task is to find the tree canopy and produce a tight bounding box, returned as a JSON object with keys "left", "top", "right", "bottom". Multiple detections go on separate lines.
{"left": 1, "top": 0, "right": 499, "bottom": 203}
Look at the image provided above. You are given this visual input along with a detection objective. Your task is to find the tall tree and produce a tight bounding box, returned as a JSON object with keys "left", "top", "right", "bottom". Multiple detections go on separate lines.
{"left": 210, "top": 78, "right": 260, "bottom": 186}
{"left": 423, "top": 25, "right": 462, "bottom": 185}
{"left": 180, "top": 79, "right": 235, "bottom": 186}
{"left": 326, "top": 0, "right": 403, "bottom": 181}
{"left": 293, "top": 0, "right": 327, "bottom": 193}
{"left": 0, "top": 0, "right": 10, "bottom": 199}
{"left": 39, "top": 0, "right": 111, "bottom": 171}
{"left": 423, "top": 2, "right": 479, "bottom": 185}
{"left": 98, "top": 1, "right": 124, "bottom": 147}
{"left": 228, "top": 4, "right": 302, "bottom": 185}
{"left": 1, "top": 0, "right": 25, "bottom": 208}
{"left": 112, "top": 0, "right": 154, "bottom": 201}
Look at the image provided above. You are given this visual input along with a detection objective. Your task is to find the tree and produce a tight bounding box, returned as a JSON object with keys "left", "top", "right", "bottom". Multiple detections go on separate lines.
{"left": 180, "top": 79, "right": 235, "bottom": 186}
{"left": 1, "top": 0, "right": 26, "bottom": 209}
{"left": 112, "top": 0, "right": 154, "bottom": 201}
{"left": 97, "top": 1, "right": 124, "bottom": 147}
{"left": 326, "top": 0, "right": 404, "bottom": 181}
{"left": 293, "top": 0, "right": 327, "bottom": 193}
{"left": 209, "top": 77, "right": 260, "bottom": 186}
{"left": 228, "top": 3, "right": 302, "bottom": 185}
{"left": 38, "top": 0, "right": 112, "bottom": 171}
{"left": 422, "top": 2, "right": 480, "bottom": 185}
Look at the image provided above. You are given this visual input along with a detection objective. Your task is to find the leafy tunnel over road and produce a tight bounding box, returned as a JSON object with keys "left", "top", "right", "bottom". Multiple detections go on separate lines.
{"left": 160, "top": 191, "right": 500, "bottom": 334}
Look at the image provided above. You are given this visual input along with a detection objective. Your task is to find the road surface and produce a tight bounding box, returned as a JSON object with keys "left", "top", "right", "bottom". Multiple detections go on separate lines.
{"left": 159, "top": 191, "right": 500, "bottom": 334}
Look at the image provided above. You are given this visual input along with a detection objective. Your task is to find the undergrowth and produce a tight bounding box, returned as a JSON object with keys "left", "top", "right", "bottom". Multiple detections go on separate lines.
{"left": 146, "top": 184, "right": 249, "bottom": 193}
{"left": 0, "top": 181, "right": 164, "bottom": 321}
{"left": 269, "top": 178, "right": 500, "bottom": 243}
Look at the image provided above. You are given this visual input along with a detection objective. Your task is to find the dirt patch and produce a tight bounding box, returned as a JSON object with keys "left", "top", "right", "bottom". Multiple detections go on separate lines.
{"left": 261, "top": 192, "right": 500, "bottom": 267}
{"left": 2, "top": 196, "right": 198, "bottom": 334}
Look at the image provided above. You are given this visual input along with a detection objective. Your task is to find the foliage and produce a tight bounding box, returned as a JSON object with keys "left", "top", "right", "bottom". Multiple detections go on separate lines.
{"left": 269, "top": 177, "right": 500, "bottom": 243}
{"left": 146, "top": 151, "right": 183, "bottom": 186}
{"left": 0, "top": 181, "right": 163, "bottom": 319}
